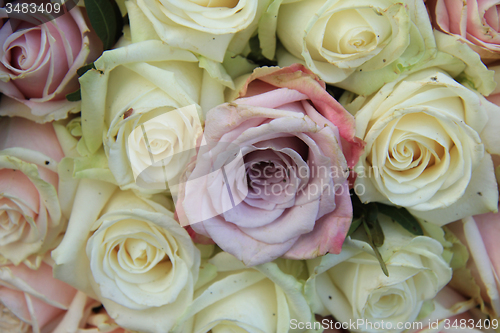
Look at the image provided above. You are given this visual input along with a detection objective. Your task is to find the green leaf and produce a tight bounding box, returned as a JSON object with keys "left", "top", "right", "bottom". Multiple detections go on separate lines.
{"left": 347, "top": 217, "right": 363, "bottom": 237}
{"left": 77, "top": 63, "right": 96, "bottom": 77}
{"left": 377, "top": 203, "right": 424, "bottom": 236}
{"left": 365, "top": 204, "right": 384, "bottom": 247}
{"left": 363, "top": 221, "right": 389, "bottom": 277}
{"left": 84, "top": 0, "right": 123, "bottom": 50}
{"left": 370, "top": 220, "right": 385, "bottom": 247}
{"left": 366, "top": 203, "right": 378, "bottom": 225}
{"left": 366, "top": 224, "right": 384, "bottom": 248}
{"left": 66, "top": 89, "right": 81, "bottom": 102}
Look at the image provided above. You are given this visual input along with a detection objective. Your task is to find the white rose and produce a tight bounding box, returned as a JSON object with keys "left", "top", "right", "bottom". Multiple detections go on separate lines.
{"left": 305, "top": 215, "right": 452, "bottom": 333}
{"left": 125, "top": 0, "right": 269, "bottom": 62}
{"left": 349, "top": 68, "right": 500, "bottom": 225}
{"left": 78, "top": 40, "right": 230, "bottom": 194}
{"left": 270, "top": 0, "right": 435, "bottom": 95}
{"left": 174, "top": 252, "right": 314, "bottom": 333}
{"left": 52, "top": 180, "right": 200, "bottom": 333}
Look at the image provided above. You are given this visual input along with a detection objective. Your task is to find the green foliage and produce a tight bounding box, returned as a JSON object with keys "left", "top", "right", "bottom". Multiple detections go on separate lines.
{"left": 84, "top": 0, "right": 123, "bottom": 50}
{"left": 348, "top": 191, "right": 424, "bottom": 276}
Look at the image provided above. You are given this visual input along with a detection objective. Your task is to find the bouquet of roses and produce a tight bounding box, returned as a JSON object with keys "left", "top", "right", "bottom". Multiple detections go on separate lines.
{"left": 0, "top": 0, "right": 500, "bottom": 332}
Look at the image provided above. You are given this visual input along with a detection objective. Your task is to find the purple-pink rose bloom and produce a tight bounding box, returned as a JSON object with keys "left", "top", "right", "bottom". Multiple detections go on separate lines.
{"left": 177, "top": 64, "right": 364, "bottom": 266}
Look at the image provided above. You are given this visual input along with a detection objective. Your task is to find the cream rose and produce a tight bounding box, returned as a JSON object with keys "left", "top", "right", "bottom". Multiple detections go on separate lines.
{"left": 305, "top": 215, "right": 452, "bottom": 333}
{"left": 270, "top": 0, "right": 435, "bottom": 95}
{"left": 78, "top": 40, "right": 229, "bottom": 194}
{"left": 174, "top": 251, "right": 314, "bottom": 333}
{"left": 52, "top": 181, "right": 200, "bottom": 333}
{"left": 0, "top": 117, "right": 66, "bottom": 265}
{"left": 125, "top": 0, "right": 269, "bottom": 62}
{"left": 349, "top": 68, "right": 500, "bottom": 225}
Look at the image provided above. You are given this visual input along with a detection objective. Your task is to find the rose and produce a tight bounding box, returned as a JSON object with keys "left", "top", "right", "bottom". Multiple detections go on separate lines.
{"left": 0, "top": 308, "right": 30, "bottom": 333}
{"left": 0, "top": 117, "right": 68, "bottom": 265}
{"left": 486, "top": 65, "right": 500, "bottom": 184}
{"left": 173, "top": 251, "right": 314, "bottom": 333}
{"left": 485, "top": 64, "right": 500, "bottom": 184}
{"left": 0, "top": 260, "right": 77, "bottom": 332}
{"left": 52, "top": 180, "right": 200, "bottom": 333}
{"left": 267, "top": 0, "right": 436, "bottom": 95}
{"left": 305, "top": 215, "right": 452, "bottom": 333}
{"left": 410, "top": 287, "right": 488, "bottom": 333}
{"left": 486, "top": 64, "right": 500, "bottom": 110}
{"left": 79, "top": 40, "right": 230, "bottom": 194}
{"left": 446, "top": 207, "right": 500, "bottom": 320}
{"left": 0, "top": 5, "right": 102, "bottom": 123}
{"left": 487, "top": 65, "right": 500, "bottom": 104}
{"left": 177, "top": 64, "right": 364, "bottom": 266}
{"left": 125, "top": 0, "right": 269, "bottom": 62}
{"left": 349, "top": 68, "right": 500, "bottom": 225}
{"left": 0, "top": 304, "right": 31, "bottom": 333}
{"left": 53, "top": 291, "right": 130, "bottom": 333}
{"left": 427, "top": 0, "right": 500, "bottom": 63}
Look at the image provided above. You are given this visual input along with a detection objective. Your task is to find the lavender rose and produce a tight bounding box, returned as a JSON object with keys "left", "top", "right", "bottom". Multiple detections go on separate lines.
{"left": 177, "top": 64, "right": 364, "bottom": 266}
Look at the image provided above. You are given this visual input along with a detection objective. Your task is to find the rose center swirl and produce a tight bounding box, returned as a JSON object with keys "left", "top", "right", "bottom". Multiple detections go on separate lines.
{"left": 113, "top": 236, "right": 168, "bottom": 273}
{"left": 243, "top": 138, "right": 309, "bottom": 203}
{"left": 0, "top": 201, "right": 31, "bottom": 246}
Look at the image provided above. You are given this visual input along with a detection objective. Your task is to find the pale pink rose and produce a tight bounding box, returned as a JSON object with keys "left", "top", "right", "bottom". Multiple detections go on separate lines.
{"left": 0, "top": 117, "right": 65, "bottom": 264}
{"left": 427, "top": 0, "right": 500, "bottom": 62}
{"left": 0, "top": 302, "right": 32, "bottom": 333}
{"left": 52, "top": 292, "right": 129, "bottom": 333}
{"left": 447, "top": 208, "right": 500, "bottom": 319}
{"left": 0, "top": 261, "right": 77, "bottom": 332}
{"left": 178, "top": 64, "right": 364, "bottom": 266}
{"left": 0, "top": 5, "right": 102, "bottom": 122}
{"left": 410, "top": 287, "right": 490, "bottom": 333}
{"left": 484, "top": 65, "right": 500, "bottom": 183}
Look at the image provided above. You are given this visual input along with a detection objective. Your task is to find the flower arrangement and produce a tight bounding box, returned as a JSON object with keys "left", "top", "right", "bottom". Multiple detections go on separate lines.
{"left": 0, "top": 0, "right": 499, "bottom": 332}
